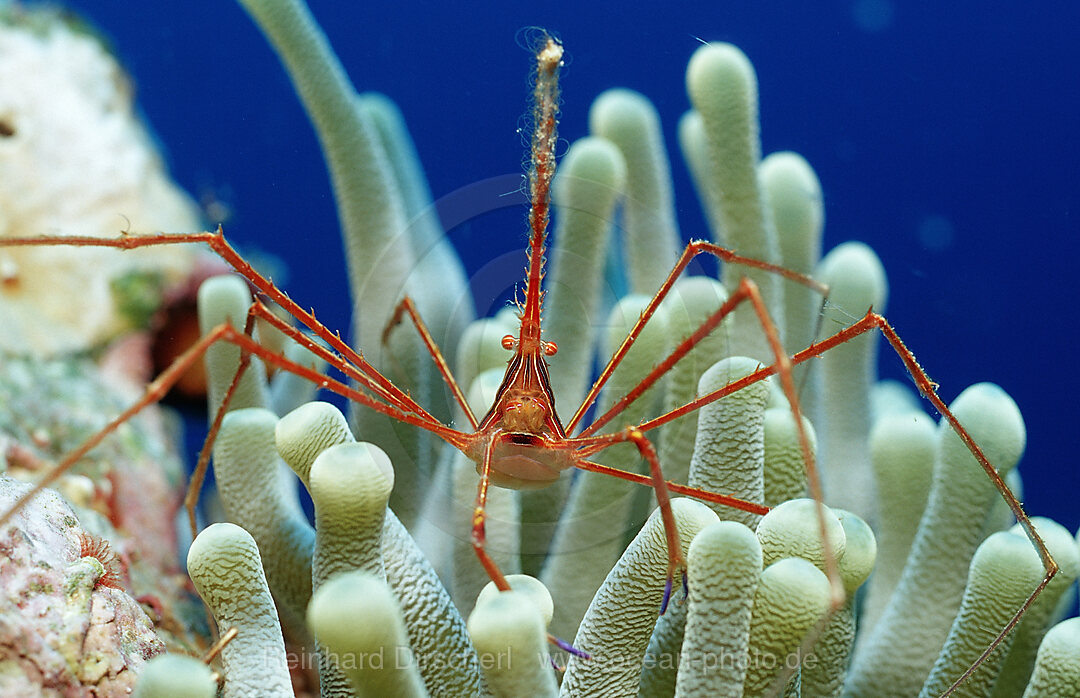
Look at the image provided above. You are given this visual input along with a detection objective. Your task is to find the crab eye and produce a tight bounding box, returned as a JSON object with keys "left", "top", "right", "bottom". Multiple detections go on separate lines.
{"left": 501, "top": 334, "right": 516, "bottom": 351}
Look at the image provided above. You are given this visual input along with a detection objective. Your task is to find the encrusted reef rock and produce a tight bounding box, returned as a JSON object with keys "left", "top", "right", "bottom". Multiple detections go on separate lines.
{"left": 0, "top": 354, "right": 209, "bottom": 657}
{"left": 0, "top": 478, "right": 165, "bottom": 696}
{"left": 0, "top": 9, "right": 211, "bottom": 692}
{"left": 0, "top": 356, "right": 184, "bottom": 576}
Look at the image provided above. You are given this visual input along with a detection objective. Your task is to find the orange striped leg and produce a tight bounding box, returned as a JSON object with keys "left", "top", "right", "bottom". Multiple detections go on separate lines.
{"left": 382, "top": 295, "right": 477, "bottom": 428}
{"left": 470, "top": 432, "right": 511, "bottom": 591}
{"left": 567, "top": 239, "right": 825, "bottom": 433}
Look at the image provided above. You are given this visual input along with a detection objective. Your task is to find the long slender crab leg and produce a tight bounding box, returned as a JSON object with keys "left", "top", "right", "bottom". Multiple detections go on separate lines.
{"left": 248, "top": 298, "right": 441, "bottom": 423}
{"left": 0, "top": 322, "right": 233, "bottom": 527}
{"left": 569, "top": 458, "right": 769, "bottom": 516}
{"left": 0, "top": 318, "right": 470, "bottom": 530}
{"left": 382, "top": 295, "right": 479, "bottom": 428}
{"left": 1, "top": 230, "right": 435, "bottom": 424}
{"left": 565, "top": 239, "right": 826, "bottom": 434}
{"left": 470, "top": 430, "right": 510, "bottom": 592}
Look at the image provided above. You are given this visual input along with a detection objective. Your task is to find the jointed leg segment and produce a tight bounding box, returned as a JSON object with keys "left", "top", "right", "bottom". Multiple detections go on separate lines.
{"left": 570, "top": 272, "right": 832, "bottom": 613}
{"left": 609, "top": 428, "right": 686, "bottom": 612}
{"left": 470, "top": 431, "right": 511, "bottom": 592}
{"left": 2, "top": 230, "right": 447, "bottom": 434}
{"left": 635, "top": 305, "right": 1055, "bottom": 692}
{"left": 382, "top": 295, "right": 478, "bottom": 428}
{"left": 566, "top": 238, "right": 825, "bottom": 433}
{"left": 0, "top": 321, "right": 243, "bottom": 529}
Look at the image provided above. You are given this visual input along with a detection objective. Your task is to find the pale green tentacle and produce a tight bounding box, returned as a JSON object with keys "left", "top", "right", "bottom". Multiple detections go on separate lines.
{"left": 992, "top": 518, "right": 1080, "bottom": 696}
{"left": 919, "top": 530, "right": 1044, "bottom": 697}
{"left": 236, "top": 0, "right": 438, "bottom": 530}
{"left": 687, "top": 356, "right": 771, "bottom": 527}
{"left": 357, "top": 91, "right": 473, "bottom": 376}
{"left": 755, "top": 498, "right": 846, "bottom": 571}
{"left": 310, "top": 442, "right": 393, "bottom": 586}
{"left": 542, "top": 295, "right": 670, "bottom": 642}
{"left": 813, "top": 241, "right": 888, "bottom": 521}
{"left": 1021, "top": 618, "right": 1080, "bottom": 698}
{"left": 761, "top": 408, "right": 814, "bottom": 507}
{"left": 847, "top": 383, "right": 1026, "bottom": 697}
{"left": 276, "top": 400, "right": 482, "bottom": 696}
{"left": 197, "top": 274, "right": 270, "bottom": 418}
{"left": 213, "top": 408, "right": 314, "bottom": 641}
{"left": 656, "top": 276, "right": 731, "bottom": 490}
{"left": 588, "top": 88, "right": 680, "bottom": 294}
{"left": 561, "top": 499, "right": 719, "bottom": 697}
{"left": 469, "top": 580, "right": 559, "bottom": 698}
{"left": 674, "top": 520, "right": 762, "bottom": 698}
{"left": 546, "top": 135, "right": 626, "bottom": 416}
{"left": 308, "top": 570, "right": 428, "bottom": 698}
{"left": 743, "top": 558, "right": 830, "bottom": 697}
{"left": 275, "top": 400, "right": 355, "bottom": 488}
{"left": 187, "top": 523, "right": 292, "bottom": 698}
{"left": 685, "top": 42, "right": 782, "bottom": 361}
{"left": 759, "top": 151, "right": 824, "bottom": 358}
{"left": 802, "top": 509, "right": 876, "bottom": 697}
{"left": 677, "top": 110, "right": 723, "bottom": 239}
{"left": 860, "top": 410, "right": 936, "bottom": 638}
{"left": 132, "top": 655, "right": 216, "bottom": 698}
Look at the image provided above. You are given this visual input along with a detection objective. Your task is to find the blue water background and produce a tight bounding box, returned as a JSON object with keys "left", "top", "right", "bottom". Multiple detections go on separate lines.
{"left": 68, "top": 1, "right": 1079, "bottom": 535}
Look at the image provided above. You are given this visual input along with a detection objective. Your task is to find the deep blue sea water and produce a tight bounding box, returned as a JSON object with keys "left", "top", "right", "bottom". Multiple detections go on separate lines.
{"left": 65, "top": 1, "right": 1079, "bottom": 537}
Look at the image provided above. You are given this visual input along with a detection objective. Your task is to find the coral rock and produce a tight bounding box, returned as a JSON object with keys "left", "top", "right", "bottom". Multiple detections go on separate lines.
{"left": 0, "top": 477, "right": 165, "bottom": 696}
